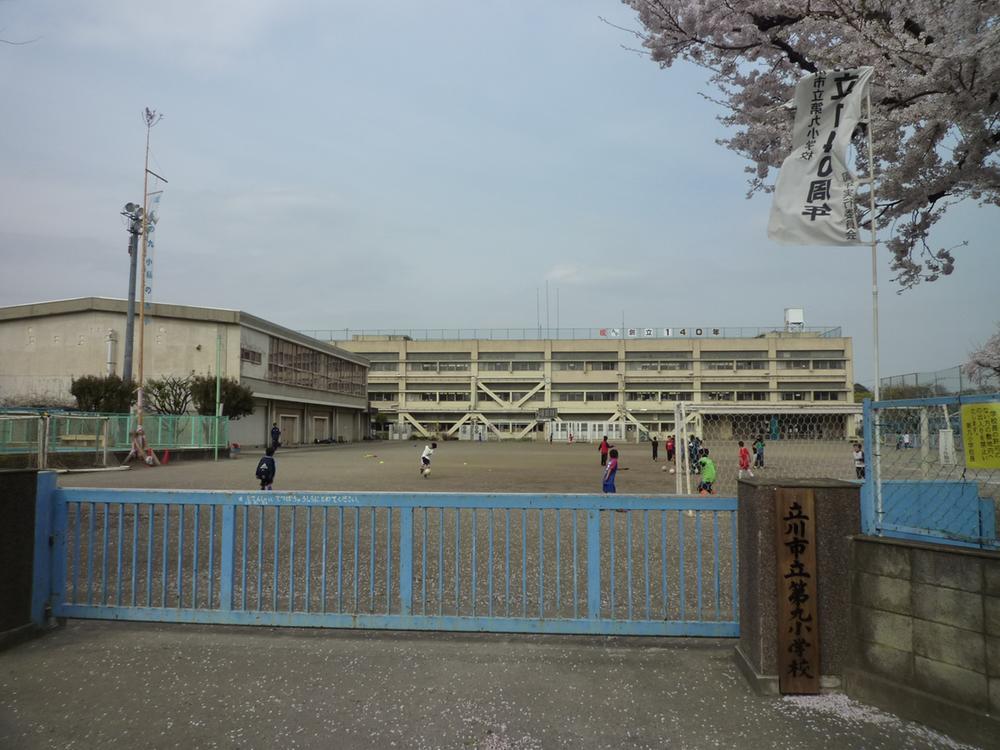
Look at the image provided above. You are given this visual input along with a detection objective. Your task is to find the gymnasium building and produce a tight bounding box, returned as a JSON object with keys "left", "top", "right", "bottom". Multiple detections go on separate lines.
{"left": 0, "top": 297, "right": 369, "bottom": 447}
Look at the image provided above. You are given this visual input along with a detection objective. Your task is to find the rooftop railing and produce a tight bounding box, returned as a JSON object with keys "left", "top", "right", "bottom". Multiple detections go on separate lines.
{"left": 301, "top": 326, "right": 843, "bottom": 342}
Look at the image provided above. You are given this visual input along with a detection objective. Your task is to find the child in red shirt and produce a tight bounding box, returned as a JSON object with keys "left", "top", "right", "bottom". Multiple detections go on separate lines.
{"left": 738, "top": 440, "right": 754, "bottom": 479}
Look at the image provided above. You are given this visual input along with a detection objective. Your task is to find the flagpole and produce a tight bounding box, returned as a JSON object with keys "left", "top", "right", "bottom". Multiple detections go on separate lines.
{"left": 135, "top": 109, "right": 164, "bottom": 429}
{"left": 865, "top": 85, "right": 881, "bottom": 401}
{"left": 864, "top": 82, "right": 884, "bottom": 529}
{"left": 136, "top": 117, "right": 152, "bottom": 428}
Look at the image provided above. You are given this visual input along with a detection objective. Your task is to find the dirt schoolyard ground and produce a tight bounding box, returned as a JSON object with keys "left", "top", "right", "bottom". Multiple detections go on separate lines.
{"left": 59, "top": 438, "right": 859, "bottom": 495}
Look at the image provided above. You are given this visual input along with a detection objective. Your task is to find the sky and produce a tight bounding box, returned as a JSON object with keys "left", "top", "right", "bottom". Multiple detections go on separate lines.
{"left": 1, "top": 0, "right": 997, "bottom": 386}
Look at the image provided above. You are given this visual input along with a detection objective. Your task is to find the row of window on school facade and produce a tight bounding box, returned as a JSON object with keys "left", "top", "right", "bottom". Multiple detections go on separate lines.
{"left": 366, "top": 350, "right": 847, "bottom": 374}
{"left": 369, "top": 388, "right": 848, "bottom": 403}
{"left": 239, "top": 336, "right": 367, "bottom": 398}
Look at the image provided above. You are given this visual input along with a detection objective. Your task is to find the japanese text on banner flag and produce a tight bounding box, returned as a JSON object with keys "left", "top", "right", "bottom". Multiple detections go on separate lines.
{"left": 142, "top": 183, "right": 164, "bottom": 319}
{"left": 768, "top": 67, "right": 873, "bottom": 246}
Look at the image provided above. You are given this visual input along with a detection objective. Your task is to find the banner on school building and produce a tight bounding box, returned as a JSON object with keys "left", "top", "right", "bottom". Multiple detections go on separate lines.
{"left": 768, "top": 66, "right": 874, "bottom": 246}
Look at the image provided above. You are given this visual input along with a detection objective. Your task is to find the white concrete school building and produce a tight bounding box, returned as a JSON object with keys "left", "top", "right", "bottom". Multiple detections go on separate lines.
{"left": 317, "top": 322, "right": 856, "bottom": 442}
{"left": 0, "top": 298, "right": 369, "bottom": 447}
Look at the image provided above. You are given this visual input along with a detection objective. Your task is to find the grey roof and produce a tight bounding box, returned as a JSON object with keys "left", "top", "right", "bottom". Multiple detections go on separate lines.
{"left": 0, "top": 297, "right": 369, "bottom": 367}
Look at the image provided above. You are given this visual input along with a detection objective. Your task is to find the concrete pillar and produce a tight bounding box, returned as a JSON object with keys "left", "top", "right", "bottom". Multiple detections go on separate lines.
{"left": 734, "top": 478, "right": 861, "bottom": 694}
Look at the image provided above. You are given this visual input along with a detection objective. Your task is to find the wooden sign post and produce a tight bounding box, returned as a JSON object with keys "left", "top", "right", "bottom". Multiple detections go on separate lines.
{"left": 775, "top": 487, "right": 821, "bottom": 694}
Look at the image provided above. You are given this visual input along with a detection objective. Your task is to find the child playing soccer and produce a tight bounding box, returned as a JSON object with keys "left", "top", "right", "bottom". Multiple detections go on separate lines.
{"left": 255, "top": 446, "right": 276, "bottom": 490}
{"left": 698, "top": 448, "right": 717, "bottom": 495}
{"left": 602, "top": 448, "right": 619, "bottom": 493}
{"left": 598, "top": 436, "right": 611, "bottom": 466}
{"left": 753, "top": 435, "right": 765, "bottom": 469}
{"left": 737, "top": 440, "right": 754, "bottom": 479}
{"left": 420, "top": 441, "right": 437, "bottom": 477}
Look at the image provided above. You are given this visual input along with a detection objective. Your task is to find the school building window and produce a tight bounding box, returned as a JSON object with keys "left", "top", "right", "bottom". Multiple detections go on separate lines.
{"left": 268, "top": 337, "right": 366, "bottom": 397}
{"left": 780, "top": 391, "right": 808, "bottom": 401}
{"left": 813, "top": 390, "right": 845, "bottom": 401}
{"left": 704, "top": 391, "right": 735, "bottom": 401}
{"left": 240, "top": 347, "right": 262, "bottom": 366}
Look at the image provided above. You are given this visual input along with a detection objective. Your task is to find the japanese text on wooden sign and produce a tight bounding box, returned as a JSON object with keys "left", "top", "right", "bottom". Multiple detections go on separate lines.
{"left": 775, "top": 488, "right": 821, "bottom": 694}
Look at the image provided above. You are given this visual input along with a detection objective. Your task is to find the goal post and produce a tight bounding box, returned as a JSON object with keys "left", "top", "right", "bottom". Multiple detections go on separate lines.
{"left": 671, "top": 402, "right": 863, "bottom": 495}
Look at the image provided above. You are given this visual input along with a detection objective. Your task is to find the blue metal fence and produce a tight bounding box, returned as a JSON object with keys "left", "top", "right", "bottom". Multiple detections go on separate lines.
{"left": 36, "top": 478, "right": 738, "bottom": 637}
{"left": 862, "top": 394, "right": 1000, "bottom": 550}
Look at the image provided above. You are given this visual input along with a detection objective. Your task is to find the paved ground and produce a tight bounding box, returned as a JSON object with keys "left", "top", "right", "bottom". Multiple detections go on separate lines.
{"left": 0, "top": 621, "right": 979, "bottom": 750}
{"left": 32, "top": 442, "right": 983, "bottom": 748}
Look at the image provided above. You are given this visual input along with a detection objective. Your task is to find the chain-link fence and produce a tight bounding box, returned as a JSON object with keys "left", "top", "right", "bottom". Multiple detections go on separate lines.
{"left": 669, "top": 404, "right": 863, "bottom": 496}
{"left": 863, "top": 394, "right": 1000, "bottom": 549}
{"left": 0, "top": 411, "right": 229, "bottom": 470}
{"left": 881, "top": 365, "right": 1000, "bottom": 397}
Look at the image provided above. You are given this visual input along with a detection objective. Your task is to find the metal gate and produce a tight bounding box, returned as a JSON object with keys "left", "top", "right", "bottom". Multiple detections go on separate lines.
{"left": 35, "top": 478, "right": 738, "bottom": 637}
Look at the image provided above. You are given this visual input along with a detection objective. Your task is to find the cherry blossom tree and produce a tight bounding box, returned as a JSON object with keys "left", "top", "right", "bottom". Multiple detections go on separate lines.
{"left": 965, "top": 323, "right": 1000, "bottom": 384}
{"left": 620, "top": 0, "right": 999, "bottom": 289}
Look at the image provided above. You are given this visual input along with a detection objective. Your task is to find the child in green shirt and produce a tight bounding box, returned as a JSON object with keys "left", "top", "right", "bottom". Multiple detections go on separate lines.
{"left": 698, "top": 448, "right": 717, "bottom": 495}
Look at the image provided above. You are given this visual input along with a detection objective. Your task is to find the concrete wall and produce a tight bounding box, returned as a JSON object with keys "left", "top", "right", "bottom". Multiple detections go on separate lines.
{"left": 0, "top": 310, "right": 238, "bottom": 405}
{"left": 229, "top": 402, "right": 362, "bottom": 447}
{"left": 846, "top": 536, "right": 1000, "bottom": 747}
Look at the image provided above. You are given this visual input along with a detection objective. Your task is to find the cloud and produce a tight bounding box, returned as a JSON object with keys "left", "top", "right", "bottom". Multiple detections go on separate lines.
{"left": 50, "top": 0, "right": 304, "bottom": 70}
{"left": 545, "top": 263, "right": 641, "bottom": 287}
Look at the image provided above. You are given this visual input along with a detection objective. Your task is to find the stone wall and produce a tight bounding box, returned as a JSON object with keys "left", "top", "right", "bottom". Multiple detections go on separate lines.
{"left": 846, "top": 535, "right": 1000, "bottom": 748}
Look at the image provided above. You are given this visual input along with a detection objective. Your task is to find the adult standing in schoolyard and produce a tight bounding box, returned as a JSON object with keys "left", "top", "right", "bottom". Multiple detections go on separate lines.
{"left": 650, "top": 433, "right": 659, "bottom": 461}
{"left": 599, "top": 436, "right": 611, "bottom": 466}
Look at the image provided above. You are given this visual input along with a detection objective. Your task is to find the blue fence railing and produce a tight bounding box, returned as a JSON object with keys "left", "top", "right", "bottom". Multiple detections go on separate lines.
{"left": 35, "top": 478, "right": 739, "bottom": 637}
{"left": 862, "top": 393, "right": 1000, "bottom": 550}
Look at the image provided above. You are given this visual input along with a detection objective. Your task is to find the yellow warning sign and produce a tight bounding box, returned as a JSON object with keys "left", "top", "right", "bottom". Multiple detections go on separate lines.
{"left": 961, "top": 403, "right": 1000, "bottom": 469}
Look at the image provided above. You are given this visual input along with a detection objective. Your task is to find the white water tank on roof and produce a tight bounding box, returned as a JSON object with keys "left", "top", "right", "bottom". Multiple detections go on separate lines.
{"left": 784, "top": 308, "right": 804, "bottom": 331}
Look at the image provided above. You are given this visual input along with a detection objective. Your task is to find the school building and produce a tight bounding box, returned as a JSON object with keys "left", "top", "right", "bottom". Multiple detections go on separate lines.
{"left": 310, "top": 319, "right": 857, "bottom": 442}
{"left": 0, "top": 297, "right": 369, "bottom": 447}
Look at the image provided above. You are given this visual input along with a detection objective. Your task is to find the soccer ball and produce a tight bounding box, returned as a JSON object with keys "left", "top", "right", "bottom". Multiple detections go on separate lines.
{"left": 422, "top": 468, "right": 431, "bottom": 478}
{"left": 669, "top": 468, "right": 675, "bottom": 474}
{"left": 144, "top": 455, "right": 154, "bottom": 466}
{"left": 661, "top": 465, "right": 668, "bottom": 472}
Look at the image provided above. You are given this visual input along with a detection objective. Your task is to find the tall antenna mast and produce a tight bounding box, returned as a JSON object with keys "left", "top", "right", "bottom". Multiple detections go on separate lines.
{"left": 136, "top": 107, "right": 163, "bottom": 427}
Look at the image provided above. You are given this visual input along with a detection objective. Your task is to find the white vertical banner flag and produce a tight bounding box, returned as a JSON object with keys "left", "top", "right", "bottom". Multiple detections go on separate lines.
{"left": 768, "top": 66, "right": 874, "bottom": 245}
{"left": 143, "top": 180, "right": 164, "bottom": 318}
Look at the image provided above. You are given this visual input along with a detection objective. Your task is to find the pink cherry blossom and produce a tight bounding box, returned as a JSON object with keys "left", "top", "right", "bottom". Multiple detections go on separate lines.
{"left": 622, "top": 0, "right": 999, "bottom": 289}
{"left": 965, "top": 323, "right": 1000, "bottom": 384}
